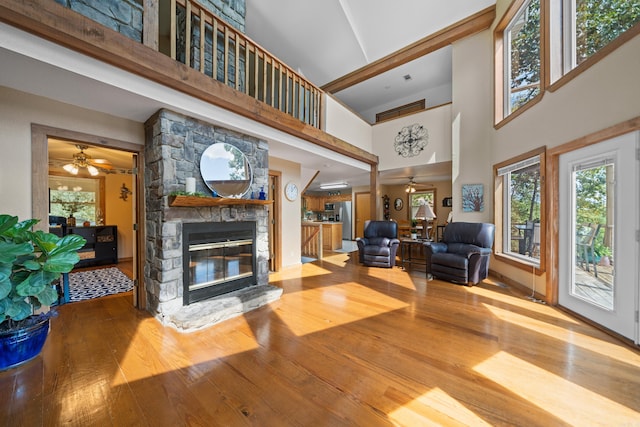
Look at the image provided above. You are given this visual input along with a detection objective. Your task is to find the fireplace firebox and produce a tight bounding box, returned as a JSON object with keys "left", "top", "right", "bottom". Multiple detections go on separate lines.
{"left": 183, "top": 222, "right": 257, "bottom": 305}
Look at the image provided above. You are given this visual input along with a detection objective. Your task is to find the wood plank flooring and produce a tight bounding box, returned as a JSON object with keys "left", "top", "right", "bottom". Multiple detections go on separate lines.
{"left": 2, "top": 252, "right": 639, "bottom": 426}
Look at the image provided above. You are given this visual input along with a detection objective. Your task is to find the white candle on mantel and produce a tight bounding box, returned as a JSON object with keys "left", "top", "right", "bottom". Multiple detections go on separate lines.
{"left": 185, "top": 177, "right": 196, "bottom": 194}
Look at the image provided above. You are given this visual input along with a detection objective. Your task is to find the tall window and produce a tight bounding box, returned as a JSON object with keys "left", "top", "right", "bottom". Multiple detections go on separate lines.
{"left": 504, "top": 0, "right": 541, "bottom": 115}
{"left": 496, "top": 150, "right": 545, "bottom": 267}
{"left": 566, "top": 0, "right": 640, "bottom": 70}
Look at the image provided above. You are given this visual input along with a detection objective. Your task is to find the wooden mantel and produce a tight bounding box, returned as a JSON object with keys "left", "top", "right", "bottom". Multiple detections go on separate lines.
{"left": 168, "top": 195, "right": 272, "bottom": 207}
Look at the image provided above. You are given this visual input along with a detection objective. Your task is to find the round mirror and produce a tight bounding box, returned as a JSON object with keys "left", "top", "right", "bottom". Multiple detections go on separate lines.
{"left": 200, "top": 143, "right": 252, "bottom": 198}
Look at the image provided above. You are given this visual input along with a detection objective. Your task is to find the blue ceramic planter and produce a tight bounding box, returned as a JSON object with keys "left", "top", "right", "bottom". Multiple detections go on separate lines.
{"left": 0, "top": 318, "right": 50, "bottom": 371}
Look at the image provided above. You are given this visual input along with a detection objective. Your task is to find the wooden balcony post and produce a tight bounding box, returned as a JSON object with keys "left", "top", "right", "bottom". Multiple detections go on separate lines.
{"left": 143, "top": 0, "right": 159, "bottom": 50}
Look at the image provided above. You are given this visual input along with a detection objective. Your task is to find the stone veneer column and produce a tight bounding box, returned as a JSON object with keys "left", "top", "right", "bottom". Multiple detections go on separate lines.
{"left": 143, "top": 109, "right": 279, "bottom": 331}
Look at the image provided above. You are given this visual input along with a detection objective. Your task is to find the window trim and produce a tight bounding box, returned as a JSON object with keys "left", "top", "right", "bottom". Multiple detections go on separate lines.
{"left": 494, "top": 0, "right": 546, "bottom": 128}
{"left": 496, "top": 0, "right": 639, "bottom": 128}
{"left": 548, "top": 20, "right": 640, "bottom": 93}
{"left": 493, "top": 146, "right": 547, "bottom": 274}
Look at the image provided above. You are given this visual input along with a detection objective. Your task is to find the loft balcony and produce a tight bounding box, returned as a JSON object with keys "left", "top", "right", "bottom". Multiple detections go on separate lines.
{"left": 166, "top": 0, "right": 321, "bottom": 128}
{"left": 0, "top": 0, "right": 377, "bottom": 166}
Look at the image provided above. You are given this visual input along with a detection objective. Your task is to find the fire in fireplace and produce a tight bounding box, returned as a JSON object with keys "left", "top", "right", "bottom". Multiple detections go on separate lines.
{"left": 183, "top": 222, "right": 256, "bottom": 305}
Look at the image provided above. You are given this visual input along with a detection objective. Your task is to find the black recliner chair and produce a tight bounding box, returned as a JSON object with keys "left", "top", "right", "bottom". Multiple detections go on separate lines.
{"left": 357, "top": 220, "right": 400, "bottom": 268}
{"left": 425, "top": 222, "right": 495, "bottom": 285}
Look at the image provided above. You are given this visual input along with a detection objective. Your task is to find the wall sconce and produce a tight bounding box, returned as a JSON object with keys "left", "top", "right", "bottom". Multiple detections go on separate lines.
{"left": 120, "top": 183, "right": 132, "bottom": 201}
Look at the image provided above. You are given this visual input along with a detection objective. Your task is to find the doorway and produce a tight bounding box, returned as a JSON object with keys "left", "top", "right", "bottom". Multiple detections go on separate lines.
{"left": 32, "top": 125, "right": 145, "bottom": 308}
{"left": 268, "top": 171, "right": 281, "bottom": 272}
{"left": 558, "top": 131, "right": 639, "bottom": 342}
{"left": 355, "top": 192, "right": 371, "bottom": 238}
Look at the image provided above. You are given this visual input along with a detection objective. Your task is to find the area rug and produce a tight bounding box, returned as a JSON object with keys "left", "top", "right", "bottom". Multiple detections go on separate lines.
{"left": 68, "top": 267, "right": 133, "bottom": 302}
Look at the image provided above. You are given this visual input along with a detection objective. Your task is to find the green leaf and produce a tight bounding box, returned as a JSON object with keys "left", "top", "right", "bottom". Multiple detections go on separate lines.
{"left": 48, "top": 234, "right": 86, "bottom": 258}
{"left": 36, "top": 286, "right": 59, "bottom": 306}
{"left": 15, "top": 271, "right": 58, "bottom": 297}
{"left": 0, "top": 240, "right": 33, "bottom": 263}
{"left": 23, "top": 260, "right": 42, "bottom": 271}
{"left": 43, "top": 252, "right": 81, "bottom": 274}
{"left": 0, "top": 214, "right": 19, "bottom": 235}
{"left": 0, "top": 297, "right": 11, "bottom": 316}
{"left": 5, "top": 299, "right": 32, "bottom": 321}
{"left": 30, "top": 230, "right": 60, "bottom": 255}
{"left": 0, "top": 278, "right": 11, "bottom": 300}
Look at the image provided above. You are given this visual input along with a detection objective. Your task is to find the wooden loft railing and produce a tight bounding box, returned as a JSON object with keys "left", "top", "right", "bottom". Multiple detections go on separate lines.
{"left": 171, "top": 0, "right": 322, "bottom": 128}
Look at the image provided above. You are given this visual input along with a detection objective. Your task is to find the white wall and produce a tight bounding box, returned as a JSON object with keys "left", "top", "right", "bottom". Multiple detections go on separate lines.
{"left": 324, "top": 94, "right": 373, "bottom": 152}
{"left": 0, "top": 86, "right": 143, "bottom": 220}
{"left": 451, "top": 31, "right": 494, "bottom": 225}
{"left": 269, "top": 156, "right": 302, "bottom": 268}
{"left": 372, "top": 104, "right": 453, "bottom": 171}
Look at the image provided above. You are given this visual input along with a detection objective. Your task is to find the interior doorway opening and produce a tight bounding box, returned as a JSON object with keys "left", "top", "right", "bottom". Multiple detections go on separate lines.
{"left": 32, "top": 125, "right": 145, "bottom": 308}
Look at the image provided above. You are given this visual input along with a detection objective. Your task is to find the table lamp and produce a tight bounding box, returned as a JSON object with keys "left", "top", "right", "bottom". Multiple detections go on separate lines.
{"left": 415, "top": 203, "right": 436, "bottom": 239}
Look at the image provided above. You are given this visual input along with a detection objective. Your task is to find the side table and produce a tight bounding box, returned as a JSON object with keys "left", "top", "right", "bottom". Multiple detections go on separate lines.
{"left": 400, "top": 239, "right": 431, "bottom": 276}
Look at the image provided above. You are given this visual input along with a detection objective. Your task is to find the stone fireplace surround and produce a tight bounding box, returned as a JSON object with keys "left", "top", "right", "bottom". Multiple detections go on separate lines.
{"left": 144, "top": 109, "right": 282, "bottom": 331}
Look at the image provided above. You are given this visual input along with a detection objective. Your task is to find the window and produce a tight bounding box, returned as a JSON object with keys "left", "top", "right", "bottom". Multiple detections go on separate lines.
{"left": 409, "top": 190, "right": 436, "bottom": 220}
{"left": 49, "top": 176, "right": 102, "bottom": 224}
{"left": 504, "top": 0, "right": 541, "bottom": 116}
{"left": 495, "top": 148, "right": 546, "bottom": 269}
{"left": 564, "top": 0, "right": 640, "bottom": 72}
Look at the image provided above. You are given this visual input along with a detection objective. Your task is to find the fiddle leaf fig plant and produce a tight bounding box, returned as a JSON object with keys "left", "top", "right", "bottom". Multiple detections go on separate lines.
{"left": 0, "top": 214, "right": 86, "bottom": 329}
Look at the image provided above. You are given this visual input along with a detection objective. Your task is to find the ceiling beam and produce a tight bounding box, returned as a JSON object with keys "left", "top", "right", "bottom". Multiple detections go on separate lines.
{"left": 321, "top": 5, "right": 496, "bottom": 94}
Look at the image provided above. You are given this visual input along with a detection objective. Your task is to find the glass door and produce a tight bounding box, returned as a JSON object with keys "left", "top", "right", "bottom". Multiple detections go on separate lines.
{"left": 558, "top": 131, "right": 639, "bottom": 342}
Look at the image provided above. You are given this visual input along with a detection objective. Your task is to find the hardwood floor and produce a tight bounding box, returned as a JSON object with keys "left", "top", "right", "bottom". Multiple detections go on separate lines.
{"left": 2, "top": 252, "right": 639, "bottom": 426}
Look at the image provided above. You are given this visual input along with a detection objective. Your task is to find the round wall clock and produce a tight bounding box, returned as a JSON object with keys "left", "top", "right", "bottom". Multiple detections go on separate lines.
{"left": 284, "top": 182, "right": 298, "bottom": 201}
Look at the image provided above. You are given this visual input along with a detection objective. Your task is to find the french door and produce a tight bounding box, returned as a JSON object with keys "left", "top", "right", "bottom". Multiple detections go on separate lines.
{"left": 558, "top": 131, "right": 639, "bottom": 343}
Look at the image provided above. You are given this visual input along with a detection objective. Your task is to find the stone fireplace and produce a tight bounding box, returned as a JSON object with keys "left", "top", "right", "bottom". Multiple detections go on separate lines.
{"left": 144, "top": 109, "right": 282, "bottom": 331}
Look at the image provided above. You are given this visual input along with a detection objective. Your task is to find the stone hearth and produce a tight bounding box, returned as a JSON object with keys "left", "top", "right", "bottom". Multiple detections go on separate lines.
{"left": 144, "top": 109, "right": 281, "bottom": 332}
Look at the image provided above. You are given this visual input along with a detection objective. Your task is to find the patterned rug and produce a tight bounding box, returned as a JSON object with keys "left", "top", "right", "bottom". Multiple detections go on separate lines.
{"left": 68, "top": 267, "right": 133, "bottom": 302}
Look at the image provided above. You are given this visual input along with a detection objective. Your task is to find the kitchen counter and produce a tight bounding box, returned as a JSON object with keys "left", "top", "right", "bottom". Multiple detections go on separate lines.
{"left": 301, "top": 221, "right": 343, "bottom": 251}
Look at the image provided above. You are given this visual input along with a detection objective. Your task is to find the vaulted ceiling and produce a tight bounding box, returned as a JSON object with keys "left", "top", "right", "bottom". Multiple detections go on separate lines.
{"left": 246, "top": 1, "right": 496, "bottom": 190}
{"left": 245, "top": 0, "right": 495, "bottom": 123}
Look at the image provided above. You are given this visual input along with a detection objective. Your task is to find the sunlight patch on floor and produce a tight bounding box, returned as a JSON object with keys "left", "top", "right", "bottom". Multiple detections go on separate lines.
{"left": 276, "top": 282, "right": 408, "bottom": 336}
{"left": 366, "top": 267, "right": 419, "bottom": 290}
{"left": 468, "top": 285, "right": 580, "bottom": 323}
{"left": 111, "top": 317, "right": 259, "bottom": 387}
{"left": 474, "top": 351, "right": 640, "bottom": 424}
{"left": 482, "top": 304, "right": 640, "bottom": 365}
{"left": 388, "top": 387, "right": 492, "bottom": 426}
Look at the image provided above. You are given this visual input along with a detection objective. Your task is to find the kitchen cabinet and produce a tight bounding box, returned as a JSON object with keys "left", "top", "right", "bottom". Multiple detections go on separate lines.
{"left": 322, "top": 222, "right": 343, "bottom": 251}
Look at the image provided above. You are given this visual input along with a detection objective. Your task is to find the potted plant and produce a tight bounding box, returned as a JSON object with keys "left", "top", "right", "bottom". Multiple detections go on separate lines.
{"left": 0, "top": 214, "right": 85, "bottom": 370}
{"left": 410, "top": 219, "right": 418, "bottom": 240}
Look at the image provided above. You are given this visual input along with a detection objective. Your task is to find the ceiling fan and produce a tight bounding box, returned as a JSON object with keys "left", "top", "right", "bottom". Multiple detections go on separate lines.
{"left": 63, "top": 144, "right": 113, "bottom": 176}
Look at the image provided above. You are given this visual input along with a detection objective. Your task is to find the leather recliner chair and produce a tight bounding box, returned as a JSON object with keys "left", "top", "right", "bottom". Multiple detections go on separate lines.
{"left": 425, "top": 222, "right": 495, "bottom": 285}
{"left": 357, "top": 221, "right": 400, "bottom": 268}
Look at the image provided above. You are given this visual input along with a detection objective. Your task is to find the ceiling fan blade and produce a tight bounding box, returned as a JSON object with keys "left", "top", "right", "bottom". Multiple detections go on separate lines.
{"left": 89, "top": 158, "right": 113, "bottom": 169}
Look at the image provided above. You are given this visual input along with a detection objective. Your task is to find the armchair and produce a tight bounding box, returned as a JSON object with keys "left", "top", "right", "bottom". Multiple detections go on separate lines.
{"left": 425, "top": 222, "right": 495, "bottom": 285}
{"left": 357, "top": 221, "right": 400, "bottom": 268}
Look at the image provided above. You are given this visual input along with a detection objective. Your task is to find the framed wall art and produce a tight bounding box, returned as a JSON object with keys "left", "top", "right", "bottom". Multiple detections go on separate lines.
{"left": 461, "top": 184, "right": 484, "bottom": 212}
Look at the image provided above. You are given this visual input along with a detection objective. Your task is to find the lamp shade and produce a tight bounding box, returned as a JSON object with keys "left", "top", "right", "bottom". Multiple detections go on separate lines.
{"left": 415, "top": 203, "right": 436, "bottom": 220}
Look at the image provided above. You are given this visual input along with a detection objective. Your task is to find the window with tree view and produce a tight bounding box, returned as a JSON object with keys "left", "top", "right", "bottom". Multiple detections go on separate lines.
{"left": 505, "top": 0, "right": 541, "bottom": 115}
{"left": 569, "top": 0, "right": 640, "bottom": 69}
{"left": 498, "top": 155, "right": 541, "bottom": 263}
{"left": 49, "top": 176, "right": 101, "bottom": 225}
